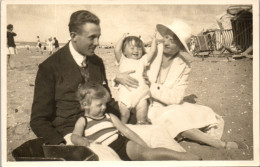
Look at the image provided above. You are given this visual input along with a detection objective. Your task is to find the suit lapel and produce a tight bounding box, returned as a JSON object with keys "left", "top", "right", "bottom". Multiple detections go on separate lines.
{"left": 88, "top": 56, "right": 103, "bottom": 83}
{"left": 59, "top": 44, "right": 82, "bottom": 84}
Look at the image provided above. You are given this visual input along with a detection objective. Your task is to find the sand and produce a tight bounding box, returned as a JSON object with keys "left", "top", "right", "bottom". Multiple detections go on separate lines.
{"left": 6, "top": 47, "right": 253, "bottom": 161}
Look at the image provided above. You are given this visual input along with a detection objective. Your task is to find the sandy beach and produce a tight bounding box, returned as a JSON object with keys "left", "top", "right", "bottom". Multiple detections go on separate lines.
{"left": 6, "top": 47, "right": 253, "bottom": 161}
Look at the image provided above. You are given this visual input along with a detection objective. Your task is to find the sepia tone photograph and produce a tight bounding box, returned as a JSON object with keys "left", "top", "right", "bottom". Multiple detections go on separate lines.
{"left": 1, "top": 0, "right": 259, "bottom": 166}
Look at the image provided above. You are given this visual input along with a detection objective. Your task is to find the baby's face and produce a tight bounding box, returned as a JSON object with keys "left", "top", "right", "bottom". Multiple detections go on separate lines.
{"left": 123, "top": 40, "right": 143, "bottom": 60}
{"left": 86, "top": 98, "right": 107, "bottom": 118}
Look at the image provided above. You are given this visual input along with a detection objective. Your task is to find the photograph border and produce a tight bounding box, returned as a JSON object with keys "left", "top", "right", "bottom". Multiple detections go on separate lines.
{"left": 1, "top": 0, "right": 259, "bottom": 166}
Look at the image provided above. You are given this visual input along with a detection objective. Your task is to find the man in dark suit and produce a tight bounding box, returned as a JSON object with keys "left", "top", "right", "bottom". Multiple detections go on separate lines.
{"left": 30, "top": 10, "right": 119, "bottom": 145}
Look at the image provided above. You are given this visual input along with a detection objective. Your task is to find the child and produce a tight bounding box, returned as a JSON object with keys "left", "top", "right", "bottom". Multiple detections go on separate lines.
{"left": 71, "top": 82, "right": 201, "bottom": 161}
{"left": 114, "top": 33, "right": 157, "bottom": 124}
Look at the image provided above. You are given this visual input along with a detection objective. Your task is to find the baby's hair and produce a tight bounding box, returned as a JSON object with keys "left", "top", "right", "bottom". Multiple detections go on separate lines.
{"left": 122, "top": 36, "right": 146, "bottom": 56}
{"left": 76, "top": 82, "right": 111, "bottom": 109}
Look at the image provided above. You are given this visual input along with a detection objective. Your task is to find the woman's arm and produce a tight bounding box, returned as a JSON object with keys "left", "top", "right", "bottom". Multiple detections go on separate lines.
{"left": 114, "top": 34, "right": 127, "bottom": 63}
{"left": 71, "top": 117, "right": 90, "bottom": 147}
{"left": 109, "top": 114, "right": 148, "bottom": 147}
{"left": 150, "top": 66, "right": 190, "bottom": 105}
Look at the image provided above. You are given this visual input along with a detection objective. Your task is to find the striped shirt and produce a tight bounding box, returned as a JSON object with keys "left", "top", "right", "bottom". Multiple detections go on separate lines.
{"left": 83, "top": 114, "right": 119, "bottom": 145}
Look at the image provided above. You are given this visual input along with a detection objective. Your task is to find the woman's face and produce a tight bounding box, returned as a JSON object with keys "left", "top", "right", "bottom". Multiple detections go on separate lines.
{"left": 162, "top": 34, "right": 182, "bottom": 56}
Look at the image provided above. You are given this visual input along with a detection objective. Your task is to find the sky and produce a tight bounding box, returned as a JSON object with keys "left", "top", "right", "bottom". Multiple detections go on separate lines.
{"left": 6, "top": 4, "right": 232, "bottom": 44}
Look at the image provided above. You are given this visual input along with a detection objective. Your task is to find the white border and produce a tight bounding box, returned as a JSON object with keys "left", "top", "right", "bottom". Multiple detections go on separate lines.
{"left": 1, "top": 0, "right": 259, "bottom": 167}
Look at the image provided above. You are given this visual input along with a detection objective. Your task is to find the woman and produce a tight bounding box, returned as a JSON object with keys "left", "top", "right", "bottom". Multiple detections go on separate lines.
{"left": 116, "top": 20, "right": 242, "bottom": 149}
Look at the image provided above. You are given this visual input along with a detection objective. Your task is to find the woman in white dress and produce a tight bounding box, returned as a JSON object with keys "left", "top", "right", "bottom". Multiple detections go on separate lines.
{"left": 116, "top": 20, "right": 243, "bottom": 149}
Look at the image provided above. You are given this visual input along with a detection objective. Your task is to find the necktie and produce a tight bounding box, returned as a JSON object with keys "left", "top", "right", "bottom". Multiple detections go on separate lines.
{"left": 80, "top": 56, "right": 89, "bottom": 82}
{"left": 81, "top": 56, "right": 88, "bottom": 68}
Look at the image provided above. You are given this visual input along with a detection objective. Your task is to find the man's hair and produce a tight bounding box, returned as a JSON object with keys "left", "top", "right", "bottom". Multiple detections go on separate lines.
{"left": 7, "top": 24, "right": 13, "bottom": 30}
{"left": 122, "top": 36, "right": 146, "bottom": 56}
{"left": 69, "top": 10, "right": 100, "bottom": 33}
{"left": 76, "top": 82, "right": 110, "bottom": 109}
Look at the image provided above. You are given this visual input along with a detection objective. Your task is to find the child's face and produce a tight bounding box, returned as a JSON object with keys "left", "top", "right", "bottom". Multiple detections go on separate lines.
{"left": 123, "top": 40, "right": 143, "bottom": 60}
{"left": 86, "top": 98, "right": 107, "bottom": 118}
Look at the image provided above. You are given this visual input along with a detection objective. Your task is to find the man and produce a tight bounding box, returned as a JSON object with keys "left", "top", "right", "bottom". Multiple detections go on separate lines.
{"left": 30, "top": 10, "right": 186, "bottom": 159}
{"left": 7, "top": 24, "right": 17, "bottom": 69}
{"left": 30, "top": 10, "right": 113, "bottom": 145}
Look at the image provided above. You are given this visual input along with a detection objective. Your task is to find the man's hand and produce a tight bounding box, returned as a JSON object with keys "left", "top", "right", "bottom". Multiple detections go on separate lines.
{"left": 115, "top": 70, "right": 139, "bottom": 91}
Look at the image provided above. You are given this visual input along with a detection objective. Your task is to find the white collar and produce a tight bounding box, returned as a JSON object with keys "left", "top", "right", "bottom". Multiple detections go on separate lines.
{"left": 69, "top": 41, "right": 85, "bottom": 67}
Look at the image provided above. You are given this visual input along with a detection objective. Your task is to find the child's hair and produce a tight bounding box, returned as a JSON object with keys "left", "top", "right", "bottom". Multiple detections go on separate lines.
{"left": 76, "top": 82, "right": 111, "bottom": 109}
{"left": 122, "top": 36, "right": 146, "bottom": 56}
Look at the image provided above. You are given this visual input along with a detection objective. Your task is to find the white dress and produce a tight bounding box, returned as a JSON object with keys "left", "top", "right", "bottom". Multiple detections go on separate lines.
{"left": 118, "top": 54, "right": 150, "bottom": 108}
{"left": 147, "top": 43, "right": 224, "bottom": 139}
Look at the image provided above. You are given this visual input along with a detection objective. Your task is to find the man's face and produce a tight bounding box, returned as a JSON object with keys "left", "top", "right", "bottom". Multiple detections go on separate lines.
{"left": 71, "top": 23, "right": 101, "bottom": 56}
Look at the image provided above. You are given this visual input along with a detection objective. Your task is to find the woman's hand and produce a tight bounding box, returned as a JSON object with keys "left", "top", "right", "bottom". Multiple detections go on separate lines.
{"left": 115, "top": 70, "right": 139, "bottom": 91}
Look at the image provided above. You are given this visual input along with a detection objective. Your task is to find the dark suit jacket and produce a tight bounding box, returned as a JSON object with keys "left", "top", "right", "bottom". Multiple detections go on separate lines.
{"left": 30, "top": 43, "right": 119, "bottom": 144}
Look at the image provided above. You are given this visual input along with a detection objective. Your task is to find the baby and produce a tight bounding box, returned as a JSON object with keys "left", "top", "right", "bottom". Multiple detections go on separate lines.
{"left": 114, "top": 33, "right": 157, "bottom": 124}
{"left": 71, "top": 82, "right": 201, "bottom": 161}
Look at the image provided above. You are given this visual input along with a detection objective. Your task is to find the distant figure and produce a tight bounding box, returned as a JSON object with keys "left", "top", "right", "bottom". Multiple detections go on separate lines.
{"left": 48, "top": 37, "right": 54, "bottom": 55}
{"left": 43, "top": 40, "right": 47, "bottom": 50}
{"left": 53, "top": 37, "right": 60, "bottom": 52}
{"left": 25, "top": 45, "right": 31, "bottom": 53}
{"left": 7, "top": 24, "right": 17, "bottom": 69}
{"left": 36, "top": 36, "right": 43, "bottom": 54}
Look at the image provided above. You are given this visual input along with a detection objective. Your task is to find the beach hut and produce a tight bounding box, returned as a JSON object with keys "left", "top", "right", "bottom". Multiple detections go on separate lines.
{"left": 191, "top": 5, "right": 252, "bottom": 58}
{"left": 229, "top": 5, "right": 252, "bottom": 52}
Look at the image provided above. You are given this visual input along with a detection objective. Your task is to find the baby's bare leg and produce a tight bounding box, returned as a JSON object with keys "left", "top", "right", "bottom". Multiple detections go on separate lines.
{"left": 119, "top": 102, "right": 130, "bottom": 124}
{"left": 136, "top": 99, "right": 149, "bottom": 124}
{"left": 126, "top": 140, "right": 201, "bottom": 161}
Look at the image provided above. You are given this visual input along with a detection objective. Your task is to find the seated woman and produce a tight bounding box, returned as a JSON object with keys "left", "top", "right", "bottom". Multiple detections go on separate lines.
{"left": 115, "top": 20, "right": 243, "bottom": 149}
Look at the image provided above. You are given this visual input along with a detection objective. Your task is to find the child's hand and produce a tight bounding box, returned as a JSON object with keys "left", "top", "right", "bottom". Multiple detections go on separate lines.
{"left": 81, "top": 137, "right": 91, "bottom": 147}
{"left": 122, "top": 33, "right": 129, "bottom": 38}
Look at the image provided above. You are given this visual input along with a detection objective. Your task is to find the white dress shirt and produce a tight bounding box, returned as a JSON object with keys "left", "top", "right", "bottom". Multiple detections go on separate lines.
{"left": 69, "top": 41, "right": 85, "bottom": 67}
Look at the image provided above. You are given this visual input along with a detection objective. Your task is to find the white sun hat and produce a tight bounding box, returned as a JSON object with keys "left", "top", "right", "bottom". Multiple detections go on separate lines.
{"left": 156, "top": 20, "right": 192, "bottom": 55}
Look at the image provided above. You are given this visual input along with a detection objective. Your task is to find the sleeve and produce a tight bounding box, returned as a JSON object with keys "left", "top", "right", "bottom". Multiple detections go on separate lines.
{"left": 115, "top": 53, "right": 126, "bottom": 66}
{"left": 30, "top": 63, "right": 65, "bottom": 145}
{"left": 150, "top": 66, "right": 190, "bottom": 105}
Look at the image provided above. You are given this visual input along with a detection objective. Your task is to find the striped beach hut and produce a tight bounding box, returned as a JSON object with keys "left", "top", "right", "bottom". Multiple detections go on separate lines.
{"left": 229, "top": 5, "right": 252, "bottom": 52}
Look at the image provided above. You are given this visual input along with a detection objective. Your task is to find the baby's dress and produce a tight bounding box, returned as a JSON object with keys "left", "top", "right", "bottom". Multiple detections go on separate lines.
{"left": 118, "top": 54, "right": 150, "bottom": 108}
